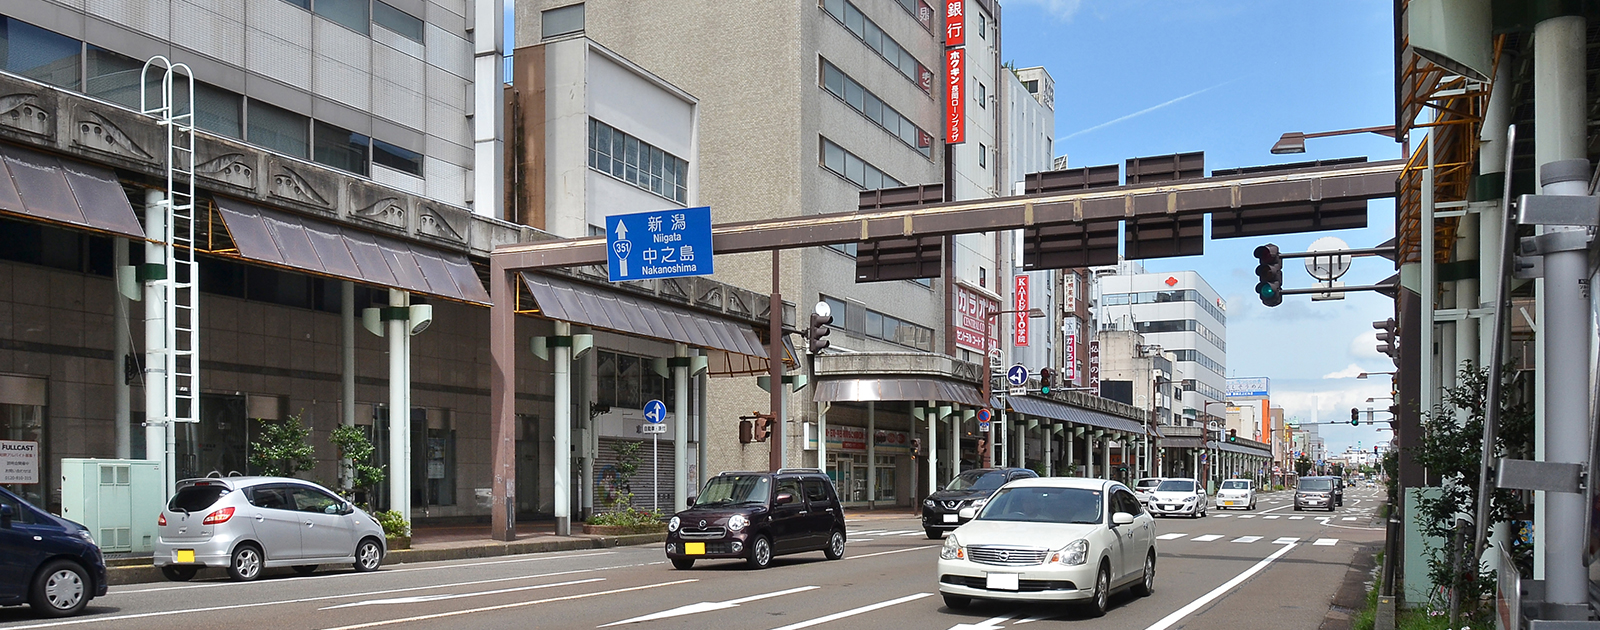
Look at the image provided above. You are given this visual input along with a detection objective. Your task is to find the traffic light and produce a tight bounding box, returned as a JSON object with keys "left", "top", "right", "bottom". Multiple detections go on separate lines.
{"left": 1227, "top": 429, "right": 1237, "bottom": 443}
{"left": 743, "top": 412, "right": 774, "bottom": 442}
{"left": 1039, "top": 367, "right": 1055, "bottom": 394}
{"left": 807, "top": 312, "right": 833, "bottom": 354}
{"left": 1350, "top": 408, "right": 1360, "bottom": 426}
{"left": 1252, "top": 244, "right": 1283, "bottom": 307}
{"left": 1374, "top": 318, "right": 1399, "bottom": 364}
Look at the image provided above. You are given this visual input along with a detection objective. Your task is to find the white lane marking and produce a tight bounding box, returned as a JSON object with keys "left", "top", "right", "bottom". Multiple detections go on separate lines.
{"left": 109, "top": 551, "right": 618, "bottom": 595}
{"left": 878, "top": 530, "right": 920, "bottom": 536}
{"left": 1289, "top": 516, "right": 1306, "bottom": 520}
{"left": 317, "top": 580, "right": 698, "bottom": 630}
{"left": 1232, "top": 536, "right": 1261, "bottom": 544}
{"left": 598, "top": 585, "right": 820, "bottom": 627}
{"left": 1342, "top": 517, "right": 1359, "bottom": 521}
{"left": 946, "top": 611, "right": 1018, "bottom": 630}
{"left": 1211, "top": 514, "right": 1230, "bottom": 518}
{"left": 1272, "top": 537, "right": 1299, "bottom": 545}
{"left": 1313, "top": 538, "right": 1339, "bottom": 546}
{"left": 1236, "top": 515, "right": 1255, "bottom": 519}
{"left": 767, "top": 593, "right": 932, "bottom": 630}
{"left": 1013, "top": 613, "right": 1054, "bottom": 624}
{"left": 1156, "top": 533, "right": 1186, "bottom": 540}
{"left": 1263, "top": 515, "right": 1280, "bottom": 520}
{"left": 1257, "top": 504, "right": 1294, "bottom": 514}
{"left": 899, "top": 531, "right": 931, "bottom": 537}
{"left": 848, "top": 545, "right": 939, "bottom": 560}
{"left": 1140, "top": 543, "right": 1298, "bottom": 630}
{"left": 9, "top": 563, "right": 650, "bottom": 629}
{"left": 1191, "top": 534, "right": 1223, "bottom": 542}
{"left": 852, "top": 539, "right": 876, "bottom": 542}
{"left": 321, "top": 577, "right": 605, "bottom": 609}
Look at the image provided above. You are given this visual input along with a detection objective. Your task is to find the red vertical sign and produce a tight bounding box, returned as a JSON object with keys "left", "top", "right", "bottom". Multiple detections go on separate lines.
{"left": 1013, "top": 275, "right": 1029, "bottom": 346}
{"left": 944, "top": 0, "right": 964, "bottom": 46}
{"left": 946, "top": 48, "right": 964, "bottom": 144}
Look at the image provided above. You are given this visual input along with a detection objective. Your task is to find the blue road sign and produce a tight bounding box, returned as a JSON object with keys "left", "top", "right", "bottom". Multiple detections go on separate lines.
{"left": 1006, "top": 365, "right": 1029, "bottom": 387}
{"left": 976, "top": 409, "right": 992, "bottom": 423}
{"left": 607, "top": 206, "right": 714, "bottom": 282}
{"left": 644, "top": 399, "right": 666, "bottom": 424}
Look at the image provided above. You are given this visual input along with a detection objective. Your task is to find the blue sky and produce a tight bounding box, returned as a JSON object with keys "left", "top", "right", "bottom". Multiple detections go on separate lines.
{"left": 1001, "top": 0, "right": 1399, "bottom": 458}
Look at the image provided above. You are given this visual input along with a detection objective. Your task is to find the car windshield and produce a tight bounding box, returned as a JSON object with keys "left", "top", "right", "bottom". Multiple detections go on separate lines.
{"left": 976, "top": 487, "right": 1103, "bottom": 524}
{"left": 694, "top": 475, "right": 770, "bottom": 506}
{"left": 944, "top": 470, "right": 1007, "bottom": 492}
{"left": 1221, "top": 480, "right": 1250, "bottom": 490}
{"left": 1155, "top": 479, "right": 1195, "bottom": 493}
{"left": 1300, "top": 478, "right": 1333, "bottom": 491}
{"left": 1135, "top": 479, "right": 1162, "bottom": 489}
{"left": 168, "top": 485, "right": 227, "bottom": 512}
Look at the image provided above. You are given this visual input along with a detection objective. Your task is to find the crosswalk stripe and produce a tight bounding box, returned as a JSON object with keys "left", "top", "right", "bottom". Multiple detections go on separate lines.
{"left": 1192, "top": 534, "right": 1224, "bottom": 542}
{"left": 1342, "top": 517, "right": 1359, "bottom": 521}
{"left": 1156, "top": 533, "right": 1186, "bottom": 540}
{"left": 879, "top": 530, "right": 918, "bottom": 536}
{"left": 1212, "top": 514, "right": 1230, "bottom": 518}
{"left": 1288, "top": 516, "right": 1305, "bottom": 520}
{"left": 898, "top": 531, "right": 928, "bottom": 537}
{"left": 1236, "top": 515, "right": 1255, "bottom": 519}
{"left": 1272, "top": 537, "right": 1299, "bottom": 545}
{"left": 1263, "top": 515, "right": 1280, "bottom": 520}
{"left": 1313, "top": 538, "right": 1338, "bottom": 546}
{"left": 851, "top": 530, "right": 886, "bottom": 536}
{"left": 1232, "top": 536, "right": 1262, "bottom": 543}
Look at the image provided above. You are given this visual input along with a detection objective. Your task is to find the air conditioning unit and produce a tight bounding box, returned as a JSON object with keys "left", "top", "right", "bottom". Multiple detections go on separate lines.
{"left": 61, "top": 459, "right": 164, "bottom": 553}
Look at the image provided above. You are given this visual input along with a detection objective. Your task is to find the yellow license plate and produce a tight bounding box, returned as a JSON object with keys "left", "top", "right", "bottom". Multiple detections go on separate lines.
{"left": 684, "top": 543, "right": 705, "bottom": 555}
{"left": 175, "top": 549, "right": 195, "bottom": 563}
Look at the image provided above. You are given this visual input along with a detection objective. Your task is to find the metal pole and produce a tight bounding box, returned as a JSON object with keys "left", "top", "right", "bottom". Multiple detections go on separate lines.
{"left": 697, "top": 353, "right": 709, "bottom": 489}
{"left": 769, "top": 251, "right": 784, "bottom": 471}
{"left": 553, "top": 320, "right": 572, "bottom": 536}
{"left": 143, "top": 189, "right": 168, "bottom": 492}
{"left": 653, "top": 432, "right": 659, "bottom": 513}
{"left": 113, "top": 237, "right": 131, "bottom": 459}
{"left": 1042, "top": 422, "right": 1052, "bottom": 476}
{"left": 673, "top": 343, "right": 688, "bottom": 513}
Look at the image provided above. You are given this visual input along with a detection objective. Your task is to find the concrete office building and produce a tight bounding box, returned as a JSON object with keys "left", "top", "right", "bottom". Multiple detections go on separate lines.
{"left": 1096, "top": 267, "right": 1229, "bottom": 423}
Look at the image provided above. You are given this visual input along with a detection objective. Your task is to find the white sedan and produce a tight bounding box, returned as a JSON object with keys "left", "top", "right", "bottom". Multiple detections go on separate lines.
{"left": 1146, "top": 478, "right": 1207, "bottom": 518}
{"left": 1215, "top": 479, "right": 1256, "bottom": 510}
{"left": 936, "top": 477, "right": 1156, "bottom": 617}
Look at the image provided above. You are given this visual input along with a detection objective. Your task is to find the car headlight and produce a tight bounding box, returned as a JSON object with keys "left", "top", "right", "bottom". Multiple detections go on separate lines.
{"left": 924, "top": 499, "right": 935, "bottom": 508}
{"left": 667, "top": 516, "right": 680, "bottom": 532}
{"left": 1183, "top": 496, "right": 1196, "bottom": 502}
{"left": 73, "top": 529, "right": 95, "bottom": 545}
{"left": 940, "top": 534, "right": 964, "bottom": 560}
{"left": 727, "top": 514, "right": 748, "bottom": 531}
{"left": 1051, "top": 539, "right": 1089, "bottom": 566}
{"left": 970, "top": 498, "right": 988, "bottom": 509}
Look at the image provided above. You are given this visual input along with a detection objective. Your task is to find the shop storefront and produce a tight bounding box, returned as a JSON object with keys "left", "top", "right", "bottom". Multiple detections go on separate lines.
{"left": 807, "top": 424, "right": 909, "bottom": 505}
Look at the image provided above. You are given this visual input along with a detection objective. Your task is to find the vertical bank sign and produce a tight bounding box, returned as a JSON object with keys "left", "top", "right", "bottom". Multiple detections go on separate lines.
{"left": 945, "top": 0, "right": 965, "bottom": 144}
{"left": 1013, "top": 275, "right": 1029, "bottom": 346}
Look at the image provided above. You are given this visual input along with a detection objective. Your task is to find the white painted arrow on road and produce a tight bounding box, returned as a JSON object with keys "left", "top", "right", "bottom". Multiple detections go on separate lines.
{"left": 599, "top": 585, "right": 819, "bottom": 627}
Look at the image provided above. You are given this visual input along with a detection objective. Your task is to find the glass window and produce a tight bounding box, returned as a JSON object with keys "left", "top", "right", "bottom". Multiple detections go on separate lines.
{"left": 694, "top": 475, "right": 769, "bottom": 506}
{"left": 864, "top": 310, "right": 883, "bottom": 338}
{"left": 977, "top": 487, "right": 1103, "bottom": 524}
{"left": 281, "top": 0, "right": 311, "bottom": 9}
{"left": 597, "top": 351, "right": 619, "bottom": 409}
{"left": 290, "top": 486, "right": 342, "bottom": 513}
{"left": 822, "top": 0, "right": 930, "bottom": 95}
{"left": 1156, "top": 479, "right": 1196, "bottom": 492}
{"left": 246, "top": 485, "right": 294, "bottom": 510}
{"left": 168, "top": 485, "right": 228, "bottom": 512}
{"left": 315, "top": 0, "right": 370, "bottom": 34}
{"left": 195, "top": 83, "right": 243, "bottom": 139}
{"left": 0, "top": 488, "right": 36, "bottom": 524}
{"left": 0, "top": 17, "right": 82, "bottom": 90}
{"left": 373, "top": 1, "right": 424, "bottom": 42}
{"left": 373, "top": 138, "right": 422, "bottom": 176}
{"left": 313, "top": 120, "right": 370, "bottom": 176}
{"left": 414, "top": 409, "right": 455, "bottom": 506}
{"left": 978, "top": 143, "right": 987, "bottom": 168}
{"left": 587, "top": 119, "right": 687, "bottom": 204}
{"left": 944, "top": 469, "right": 1007, "bottom": 492}
{"left": 84, "top": 45, "right": 145, "bottom": 110}
{"left": 819, "top": 60, "right": 931, "bottom": 158}
{"left": 803, "top": 480, "right": 831, "bottom": 503}
{"left": 248, "top": 101, "right": 310, "bottom": 158}
{"left": 0, "top": 400, "right": 46, "bottom": 508}
{"left": 542, "top": 4, "right": 585, "bottom": 39}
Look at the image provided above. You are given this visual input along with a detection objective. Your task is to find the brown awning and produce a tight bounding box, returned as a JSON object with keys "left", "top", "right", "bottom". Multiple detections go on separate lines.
{"left": 813, "top": 378, "right": 986, "bottom": 407}
{"left": 520, "top": 272, "right": 767, "bottom": 360}
{"left": 214, "top": 197, "right": 490, "bottom": 305}
{"left": 1005, "top": 395, "right": 1146, "bottom": 434}
{"left": 0, "top": 142, "right": 144, "bottom": 239}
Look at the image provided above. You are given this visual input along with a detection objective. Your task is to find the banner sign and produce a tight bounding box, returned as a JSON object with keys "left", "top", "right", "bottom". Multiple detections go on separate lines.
{"left": 952, "top": 283, "right": 999, "bottom": 353}
{"left": 1226, "top": 377, "right": 1271, "bottom": 398}
{"left": 0, "top": 440, "right": 39, "bottom": 484}
{"left": 944, "top": 0, "right": 964, "bottom": 46}
{"left": 946, "top": 48, "right": 965, "bottom": 144}
{"left": 1013, "top": 275, "right": 1030, "bottom": 346}
{"left": 1065, "top": 333, "right": 1078, "bottom": 380}
{"left": 807, "top": 426, "right": 911, "bottom": 454}
{"left": 1088, "top": 340, "right": 1101, "bottom": 390}
{"left": 1064, "top": 272, "right": 1077, "bottom": 314}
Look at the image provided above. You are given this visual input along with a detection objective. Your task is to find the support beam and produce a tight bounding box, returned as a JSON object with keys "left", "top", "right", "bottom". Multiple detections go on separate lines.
{"left": 387, "top": 289, "right": 410, "bottom": 524}
{"left": 866, "top": 402, "right": 876, "bottom": 507}
{"left": 113, "top": 237, "right": 130, "bottom": 459}
{"left": 553, "top": 321, "right": 572, "bottom": 536}
{"left": 340, "top": 281, "right": 355, "bottom": 490}
{"left": 674, "top": 344, "right": 689, "bottom": 514}
{"left": 143, "top": 189, "right": 169, "bottom": 495}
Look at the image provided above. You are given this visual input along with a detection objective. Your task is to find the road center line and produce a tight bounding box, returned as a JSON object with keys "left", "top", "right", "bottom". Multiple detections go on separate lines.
{"left": 317, "top": 579, "right": 699, "bottom": 630}
{"left": 766, "top": 593, "right": 933, "bottom": 630}
{"left": 848, "top": 545, "right": 938, "bottom": 559}
{"left": 1140, "top": 543, "right": 1297, "bottom": 630}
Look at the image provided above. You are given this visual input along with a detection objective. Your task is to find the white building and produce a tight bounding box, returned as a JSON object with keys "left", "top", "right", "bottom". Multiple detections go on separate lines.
{"left": 1095, "top": 267, "right": 1228, "bottom": 425}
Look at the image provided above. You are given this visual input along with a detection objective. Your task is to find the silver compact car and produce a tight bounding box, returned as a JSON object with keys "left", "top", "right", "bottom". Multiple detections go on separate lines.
{"left": 154, "top": 477, "right": 386, "bottom": 582}
{"left": 936, "top": 478, "right": 1156, "bottom": 617}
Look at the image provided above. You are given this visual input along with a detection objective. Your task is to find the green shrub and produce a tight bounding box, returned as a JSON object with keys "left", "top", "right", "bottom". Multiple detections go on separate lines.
{"left": 586, "top": 503, "right": 663, "bottom": 528}
{"left": 374, "top": 510, "right": 410, "bottom": 539}
{"left": 248, "top": 413, "right": 316, "bottom": 478}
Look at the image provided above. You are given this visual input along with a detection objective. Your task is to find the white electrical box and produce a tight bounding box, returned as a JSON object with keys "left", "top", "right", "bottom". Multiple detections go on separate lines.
{"left": 60, "top": 459, "right": 164, "bottom": 553}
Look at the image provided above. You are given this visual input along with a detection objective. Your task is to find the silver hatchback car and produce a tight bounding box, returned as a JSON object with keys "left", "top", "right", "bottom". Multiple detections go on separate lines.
{"left": 153, "top": 477, "right": 386, "bottom": 582}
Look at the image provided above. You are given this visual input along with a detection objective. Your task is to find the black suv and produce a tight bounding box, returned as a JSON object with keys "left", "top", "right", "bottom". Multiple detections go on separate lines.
{"left": 921, "top": 467, "right": 1038, "bottom": 538}
{"left": 665, "top": 469, "right": 846, "bottom": 570}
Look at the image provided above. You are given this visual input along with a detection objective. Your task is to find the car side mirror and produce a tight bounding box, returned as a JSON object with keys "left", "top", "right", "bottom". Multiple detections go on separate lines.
{"left": 1112, "top": 512, "right": 1134, "bottom": 526}
{"left": 958, "top": 507, "right": 977, "bottom": 520}
{"left": 774, "top": 492, "right": 794, "bottom": 506}
{"left": 687, "top": 496, "right": 696, "bottom": 508}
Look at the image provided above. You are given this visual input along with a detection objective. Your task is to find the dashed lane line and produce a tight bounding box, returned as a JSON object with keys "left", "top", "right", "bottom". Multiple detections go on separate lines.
{"left": 316, "top": 580, "right": 699, "bottom": 630}
{"left": 1139, "top": 543, "right": 1298, "bottom": 630}
{"left": 1157, "top": 533, "right": 1186, "bottom": 540}
{"left": 765, "top": 593, "right": 933, "bottom": 630}
{"left": 1313, "top": 538, "right": 1339, "bottom": 546}
{"left": 1273, "top": 537, "right": 1299, "bottom": 545}
{"left": 1191, "top": 534, "right": 1224, "bottom": 542}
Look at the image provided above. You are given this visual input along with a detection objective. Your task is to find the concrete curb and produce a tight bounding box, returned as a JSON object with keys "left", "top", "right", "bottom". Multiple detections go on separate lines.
{"left": 106, "top": 533, "right": 666, "bottom": 586}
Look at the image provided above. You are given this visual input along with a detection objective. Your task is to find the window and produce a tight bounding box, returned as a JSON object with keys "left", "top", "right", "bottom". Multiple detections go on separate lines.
{"left": 248, "top": 101, "right": 310, "bottom": 158}
{"left": 0, "top": 17, "right": 81, "bottom": 90}
{"left": 819, "top": 59, "right": 933, "bottom": 158}
{"left": 978, "top": 267, "right": 986, "bottom": 287}
{"left": 84, "top": 45, "right": 146, "bottom": 110}
{"left": 315, "top": 0, "right": 370, "bottom": 35}
{"left": 819, "top": 293, "right": 933, "bottom": 351}
{"left": 821, "top": 0, "right": 933, "bottom": 95}
{"left": 978, "top": 143, "right": 987, "bottom": 168}
{"left": 892, "top": 0, "right": 935, "bottom": 31}
{"left": 819, "top": 137, "right": 903, "bottom": 190}
{"left": 821, "top": 296, "right": 847, "bottom": 328}
{"left": 373, "top": 1, "right": 424, "bottom": 42}
{"left": 313, "top": 120, "right": 370, "bottom": 176}
{"left": 194, "top": 83, "right": 243, "bottom": 139}
{"left": 596, "top": 350, "right": 677, "bottom": 410}
{"left": 290, "top": 486, "right": 342, "bottom": 513}
{"left": 978, "top": 11, "right": 987, "bottom": 38}
{"left": 589, "top": 118, "right": 688, "bottom": 204}
{"left": 977, "top": 82, "right": 986, "bottom": 107}
{"left": 1101, "top": 289, "right": 1227, "bottom": 323}
{"left": 542, "top": 4, "right": 585, "bottom": 39}
{"left": 372, "top": 138, "right": 423, "bottom": 176}
{"left": 803, "top": 480, "right": 830, "bottom": 503}
{"left": 280, "top": 0, "right": 311, "bottom": 9}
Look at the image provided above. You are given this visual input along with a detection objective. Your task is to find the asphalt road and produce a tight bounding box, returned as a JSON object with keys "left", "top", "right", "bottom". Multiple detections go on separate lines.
{"left": 0, "top": 486, "right": 1385, "bottom": 630}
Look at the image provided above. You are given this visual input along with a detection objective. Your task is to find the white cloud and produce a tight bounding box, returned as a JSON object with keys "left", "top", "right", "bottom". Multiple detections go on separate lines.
{"left": 1322, "top": 364, "right": 1367, "bottom": 379}
{"left": 1006, "top": 0, "right": 1085, "bottom": 21}
{"left": 1350, "top": 329, "right": 1383, "bottom": 361}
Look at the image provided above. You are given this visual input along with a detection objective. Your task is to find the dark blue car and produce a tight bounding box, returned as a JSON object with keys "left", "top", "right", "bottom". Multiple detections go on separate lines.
{"left": 0, "top": 486, "right": 107, "bottom": 617}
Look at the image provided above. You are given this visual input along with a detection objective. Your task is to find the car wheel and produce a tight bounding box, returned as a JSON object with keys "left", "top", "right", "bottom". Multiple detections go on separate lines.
{"left": 161, "top": 565, "right": 198, "bottom": 582}
{"left": 925, "top": 528, "right": 942, "bottom": 539}
{"left": 1132, "top": 550, "right": 1155, "bottom": 597}
{"left": 671, "top": 558, "right": 695, "bottom": 570}
{"left": 942, "top": 594, "right": 971, "bottom": 610}
{"left": 228, "top": 544, "right": 263, "bottom": 582}
{"left": 292, "top": 565, "right": 317, "bottom": 575}
{"left": 746, "top": 535, "right": 773, "bottom": 570}
{"left": 353, "top": 538, "right": 383, "bottom": 573}
{"left": 1083, "top": 563, "right": 1110, "bottom": 618}
{"left": 824, "top": 530, "right": 846, "bottom": 560}
{"left": 1294, "top": 505, "right": 1302, "bottom": 511}
{"left": 30, "top": 560, "right": 89, "bottom": 618}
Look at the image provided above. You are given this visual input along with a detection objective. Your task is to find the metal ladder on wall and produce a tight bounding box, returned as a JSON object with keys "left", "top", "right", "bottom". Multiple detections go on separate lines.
{"left": 141, "top": 57, "right": 200, "bottom": 432}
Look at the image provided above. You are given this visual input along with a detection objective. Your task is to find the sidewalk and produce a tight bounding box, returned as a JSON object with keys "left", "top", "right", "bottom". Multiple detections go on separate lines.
{"left": 105, "top": 519, "right": 665, "bottom": 586}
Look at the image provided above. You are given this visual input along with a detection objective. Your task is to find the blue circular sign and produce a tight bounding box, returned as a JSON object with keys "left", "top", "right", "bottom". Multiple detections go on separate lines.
{"left": 1006, "top": 365, "right": 1029, "bottom": 386}
{"left": 976, "top": 408, "right": 992, "bottom": 423}
{"left": 644, "top": 399, "right": 667, "bottom": 424}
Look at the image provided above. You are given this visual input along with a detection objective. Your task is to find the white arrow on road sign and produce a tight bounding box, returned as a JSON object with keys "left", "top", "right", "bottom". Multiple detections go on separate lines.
{"left": 1006, "top": 365, "right": 1029, "bottom": 386}
{"left": 598, "top": 585, "right": 818, "bottom": 627}
{"left": 644, "top": 399, "right": 666, "bottom": 424}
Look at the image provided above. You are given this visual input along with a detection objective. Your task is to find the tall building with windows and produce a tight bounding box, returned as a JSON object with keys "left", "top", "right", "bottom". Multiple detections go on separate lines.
{"left": 1095, "top": 268, "right": 1228, "bottom": 426}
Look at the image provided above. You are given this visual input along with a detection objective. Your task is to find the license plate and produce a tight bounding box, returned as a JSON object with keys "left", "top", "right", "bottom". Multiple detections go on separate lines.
{"left": 684, "top": 542, "right": 705, "bottom": 555}
{"left": 943, "top": 514, "right": 959, "bottom": 523}
{"left": 986, "top": 573, "right": 1019, "bottom": 591}
{"left": 175, "top": 549, "right": 195, "bottom": 563}
{"left": 1223, "top": 501, "right": 1236, "bottom": 506}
